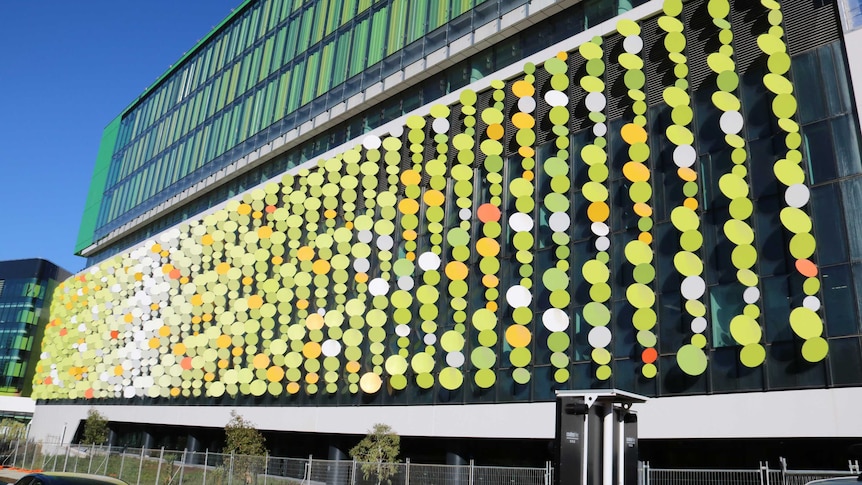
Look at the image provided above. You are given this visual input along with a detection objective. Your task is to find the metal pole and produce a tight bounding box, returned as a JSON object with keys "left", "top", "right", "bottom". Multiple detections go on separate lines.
{"left": 155, "top": 447, "right": 164, "bottom": 485}
{"left": 404, "top": 457, "right": 409, "bottom": 485}
{"left": 229, "top": 450, "right": 234, "bottom": 485}
{"left": 351, "top": 458, "right": 357, "bottom": 485}
{"left": 21, "top": 438, "right": 27, "bottom": 470}
{"left": 119, "top": 448, "right": 125, "bottom": 481}
{"left": 13, "top": 440, "right": 19, "bottom": 468}
{"left": 264, "top": 452, "right": 268, "bottom": 485}
{"left": 602, "top": 405, "right": 614, "bottom": 485}
{"left": 469, "top": 458, "right": 474, "bottom": 485}
{"left": 63, "top": 443, "right": 70, "bottom": 472}
{"left": 89, "top": 443, "right": 95, "bottom": 474}
{"left": 617, "top": 408, "right": 625, "bottom": 485}
{"left": 136, "top": 446, "right": 145, "bottom": 485}
{"left": 179, "top": 449, "right": 187, "bottom": 485}
{"left": 203, "top": 449, "right": 208, "bottom": 485}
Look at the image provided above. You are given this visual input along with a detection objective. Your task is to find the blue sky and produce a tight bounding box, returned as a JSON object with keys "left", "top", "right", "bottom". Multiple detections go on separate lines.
{"left": 0, "top": 1, "right": 241, "bottom": 274}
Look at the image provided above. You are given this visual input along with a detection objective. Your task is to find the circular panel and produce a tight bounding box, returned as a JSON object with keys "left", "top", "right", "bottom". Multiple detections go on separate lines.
{"left": 677, "top": 344, "right": 708, "bottom": 376}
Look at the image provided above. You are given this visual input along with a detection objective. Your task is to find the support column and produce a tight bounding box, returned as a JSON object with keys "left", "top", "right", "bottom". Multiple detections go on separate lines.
{"left": 327, "top": 442, "right": 349, "bottom": 485}
{"left": 185, "top": 434, "right": 202, "bottom": 464}
{"left": 447, "top": 449, "right": 468, "bottom": 485}
{"left": 142, "top": 431, "right": 155, "bottom": 451}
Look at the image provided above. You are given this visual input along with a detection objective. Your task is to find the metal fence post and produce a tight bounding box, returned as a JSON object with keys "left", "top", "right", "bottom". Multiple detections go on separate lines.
{"left": 469, "top": 458, "right": 475, "bottom": 485}
{"left": 404, "top": 457, "right": 410, "bottom": 485}
{"left": 351, "top": 458, "right": 357, "bottom": 485}
{"left": 307, "top": 454, "right": 313, "bottom": 483}
{"left": 63, "top": 443, "right": 70, "bottom": 472}
{"left": 136, "top": 446, "right": 145, "bottom": 485}
{"left": 21, "top": 439, "right": 27, "bottom": 470}
{"left": 119, "top": 448, "right": 125, "bottom": 481}
{"left": 545, "top": 460, "right": 552, "bottom": 485}
{"left": 155, "top": 446, "right": 165, "bottom": 485}
{"left": 179, "top": 449, "right": 187, "bottom": 485}
{"left": 643, "top": 461, "right": 650, "bottom": 485}
{"left": 264, "top": 452, "right": 269, "bottom": 485}
{"left": 229, "top": 450, "right": 235, "bottom": 485}
{"left": 13, "top": 440, "right": 19, "bottom": 468}
{"left": 203, "top": 449, "right": 208, "bottom": 485}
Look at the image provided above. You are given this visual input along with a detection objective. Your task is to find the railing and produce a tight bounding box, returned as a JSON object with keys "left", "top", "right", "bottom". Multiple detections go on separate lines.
{"left": 0, "top": 441, "right": 553, "bottom": 485}
{"left": 643, "top": 459, "right": 861, "bottom": 485}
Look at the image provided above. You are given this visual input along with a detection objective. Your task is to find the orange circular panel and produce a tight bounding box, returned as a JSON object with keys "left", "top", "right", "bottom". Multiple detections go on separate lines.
{"left": 201, "top": 234, "right": 214, "bottom": 245}
{"left": 445, "top": 261, "right": 469, "bottom": 281}
{"left": 482, "top": 275, "right": 499, "bottom": 288}
{"left": 237, "top": 203, "right": 252, "bottom": 215}
{"left": 312, "top": 259, "right": 331, "bottom": 275}
{"left": 181, "top": 357, "right": 193, "bottom": 370}
{"left": 242, "top": 276, "right": 254, "bottom": 285}
{"left": 306, "top": 314, "right": 325, "bottom": 330}
{"left": 151, "top": 243, "right": 162, "bottom": 253}
{"left": 151, "top": 303, "right": 161, "bottom": 311}
{"left": 424, "top": 190, "right": 445, "bottom": 207}
{"left": 623, "top": 162, "right": 650, "bottom": 182}
{"left": 296, "top": 299, "right": 309, "bottom": 309}
{"left": 477, "top": 203, "right": 501, "bottom": 223}
{"left": 346, "top": 361, "right": 361, "bottom": 373}
{"left": 204, "top": 372, "right": 215, "bottom": 382}
{"left": 232, "top": 346, "right": 244, "bottom": 357}
{"left": 403, "top": 230, "right": 418, "bottom": 241}
{"left": 587, "top": 201, "right": 610, "bottom": 222}
{"left": 191, "top": 294, "right": 203, "bottom": 306}
{"left": 512, "top": 80, "right": 535, "bottom": 97}
{"left": 523, "top": 170, "right": 534, "bottom": 181}
{"left": 642, "top": 347, "right": 657, "bottom": 364}
{"left": 114, "top": 365, "right": 124, "bottom": 376}
{"left": 202, "top": 313, "right": 213, "bottom": 322}
{"left": 216, "top": 262, "right": 231, "bottom": 275}
{"left": 638, "top": 232, "right": 653, "bottom": 244}
{"left": 252, "top": 353, "right": 270, "bottom": 369}
{"left": 297, "top": 246, "right": 315, "bottom": 261}
{"left": 216, "top": 335, "right": 232, "bottom": 348}
{"left": 401, "top": 169, "right": 422, "bottom": 186}
{"left": 620, "top": 123, "right": 648, "bottom": 144}
{"left": 796, "top": 259, "right": 818, "bottom": 277}
{"left": 247, "top": 295, "right": 264, "bottom": 309}
{"left": 556, "top": 51, "right": 568, "bottom": 61}
{"left": 359, "top": 372, "right": 382, "bottom": 393}
{"left": 399, "top": 199, "right": 420, "bottom": 215}
{"left": 162, "top": 264, "right": 175, "bottom": 274}
{"left": 345, "top": 221, "right": 354, "bottom": 230}
{"left": 512, "top": 112, "right": 535, "bottom": 129}
{"left": 633, "top": 203, "right": 652, "bottom": 217}
{"left": 505, "top": 324, "right": 532, "bottom": 348}
{"left": 678, "top": 167, "right": 697, "bottom": 182}
{"left": 159, "top": 326, "right": 171, "bottom": 337}
{"left": 355, "top": 273, "right": 368, "bottom": 283}
{"left": 324, "top": 209, "right": 337, "bottom": 219}
{"left": 303, "top": 342, "right": 322, "bottom": 359}
{"left": 267, "top": 366, "right": 285, "bottom": 382}
{"left": 170, "top": 268, "right": 182, "bottom": 279}
{"left": 487, "top": 123, "right": 504, "bottom": 140}
{"left": 173, "top": 343, "right": 187, "bottom": 355}
{"left": 272, "top": 256, "right": 284, "bottom": 265}
{"left": 519, "top": 146, "right": 535, "bottom": 158}
{"left": 148, "top": 338, "right": 161, "bottom": 349}
{"left": 683, "top": 198, "right": 698, "bottom": 210}
{"left": 192, "top": 316, "right": 201, "bottom": 324}
{"left": 258, "top": 226, "right": 273, "bottom": 238}
{"left": 170, "top": 388, "right": 181, "bottom": 397}
{"left": 486, "top": 301, "right": 498, "bottom": 312}
{"left": 84, "top": 389, "right": 94, "bottom": 399}
{"left": 286, "top": 382, "right": 301, "bottom": 394}
{"left": 110, "top": 330, "right": 120, "bottom": 339}
{"left": 252, "top": 211, "right": 263, "bottom": 219}
{"left": 218, "top": 359, "right": 229, "bottom": 369}
{"left": 406, "top": 252, "right": 416, "bottom": 261}
{"left": 265, "top": 205, "right": 277, "bottom": 213}
{"left": 476, "top": 238, "right": 501, "bottom": 257}
{"left": 305, "top": 372, "right": 319, "bottom": 384}
{"left": 180, "top": 276, "right": 189, "bottom": 284}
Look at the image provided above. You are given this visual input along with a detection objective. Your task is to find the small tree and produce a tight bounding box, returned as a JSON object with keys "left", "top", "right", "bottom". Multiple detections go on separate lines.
{"left": 223, "top": 411, "right": 267, "bottom": 484}
{"left": 81, "top": 409, "right": 109, "bottom": 445}
{"left": 349, "top": 423, "right": 400, "bottom": 485}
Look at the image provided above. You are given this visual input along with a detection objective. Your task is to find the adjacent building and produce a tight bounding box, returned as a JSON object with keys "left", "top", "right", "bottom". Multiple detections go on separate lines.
{"left": 28, "top": 0, "right": 862, "bottom": 467}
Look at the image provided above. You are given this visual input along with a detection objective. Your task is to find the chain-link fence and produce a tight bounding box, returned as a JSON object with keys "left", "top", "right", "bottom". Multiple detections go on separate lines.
{"left": 0, "top": 441, "right": 553, "bottom": 485}
{"left": 643, "top": 459, "right": 861, "bottom": 485}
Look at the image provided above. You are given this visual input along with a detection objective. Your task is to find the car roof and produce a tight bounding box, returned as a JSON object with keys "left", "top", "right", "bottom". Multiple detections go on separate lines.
{"left": 805, "top": 477, "right": 862, "bottom": 484}
{"left": 18, "top": 473, "right": 129, "bottom": 485}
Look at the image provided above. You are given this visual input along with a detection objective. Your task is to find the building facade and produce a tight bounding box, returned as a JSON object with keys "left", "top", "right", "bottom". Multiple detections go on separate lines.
{"left": 32, "top": 0, "right": 862, "bottom": 466}
{"left": 0, "top": 259, "right": 69, "bottom": 419}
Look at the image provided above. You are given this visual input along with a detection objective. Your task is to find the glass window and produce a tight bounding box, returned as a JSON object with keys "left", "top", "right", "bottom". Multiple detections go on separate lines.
{"left": 709, "top": 283, "right": 745, "bottom": 348}
{"left": 793, "top": 50, "right": 828, "bottom": 124}
{"left": 828, "top": 337, "right": 862, "bottom": 386}
{"left": 841, "top": 177, "right": 862, "bottom": 260}
{"left": 821, "top": 265, "right": 857, "bottom": 337}
{"left": 766, "top": 341, "right": 826, "bottom": 389}
{"left": 710, "top": 347, "right": 765, "bottom": 392}
{"left": 803, "top": 120, "right": 838, "bottom": 184}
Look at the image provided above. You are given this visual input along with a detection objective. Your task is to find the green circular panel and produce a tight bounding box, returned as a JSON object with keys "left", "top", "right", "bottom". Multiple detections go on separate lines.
{"left": 658, "top": 15, "right": 683, "bottom": 33}
{"left": 768, "top": 52, "right": 791, "bottom": 75}
{"left": 666, "top": 125, "right": 694, "bottom": 146}
{"left": 548, "top": 332, "right": 570, "bottom": 352}
{"left": 774, "top": 159, "right": 806, "bottom": 186}
{"left": 629, "top": 182, "right": 652, "bottom": 203}
{"left": 411, "top": 353, "right": 435, "bottom": 373}
{"left": 582, "top": 260, "right": 610, "bottom": 284}
{"left": 512, "top": 367, "right": 531, "bottom": 384}
{"left": 716, "top": 70, "right": 739, "bottom": 91}
{"left": 803, "top": 277, "right": 821, "bottom": 295}
{"left": 789, "top": 233, "right": 816, "bottom": 259}
{"left": 542, "top": 268, "right": 569, "bottom": 291}
{"left": 626, "top": 284, "right": 655, "bottom": 309}
{"left": 731, "top": 244, "right": 757, "bottom": 270}
{"left": 671, "top": 106, "right": 693, "bottom": 126}
{"left": 596, "top": 365, "right": 612, "bottom": 381}
{"left": 544, "top": 193, "right": 569, "bottom": 212}
{"left": 510, "top": 347, "right": 532, "bottom": 367}
{"left": 677, "top": 344, "right": 708, "bottom": 376}
{"left": 590, "top": 283, "right": 612, "bottom": 303}
{"left": 475, "top": 368, "right": 496, "bottom": 388}
{"left": 730, "top": 315, "right": 762, "bottom": 345}
{"left": 763, "top": 73, "right": 793, "bottom": 94}
{"left": 633, "top": 264, "right": 655, "bottom": 284}
{"left": 671, "top": 207, "right": 700, "bottom": 232}
{"left": 625, "top": 240, "right": 653, "bottom": 265}
{"left": 618, "top": 53, "right": 644, "bottom": 71}
{"left": 801, "top": 337, "right": 829, "bottom": 362}
{"left": 719, "top": 174, "right": 749, "bottom": 199}
{"left": 757, "top": 33, "right": 786, "bottom": 55}
{"left": 772, "top": 94, "right": 797, "bottom": 119}
{"left": 740, "top": 343, "right": 766, "bottom": 368}
{"left": 780, "top": 207, "right": 812, "bottom": 234}
{"left": 580, "top": 76, "right": 605, "bottom": 93}
{"left": 544, "top": 57, "right": 567, "bottom": 75}
{"left": 592, "top": 348, "right": 611, "bottom": 365}
{"left": 724, "top": 219, "right": 755, "bottom": 245}
{"left": 579, "top": 41, "right": 604, "bottom": 60}
{"left": 472, "top": 346, "right": 497, "bottom": 369}
{"left": 637, "top": 330, "right": 657, "bottom": 348}
{"left": 707, "top": 53, "right": 734, "bottom": 73}
{"left": 789, "top": 307, "right": 823, "bottom": 339}
{"left": 581, "top": 145, "right": 608, "bottom": 166}
{"left": 685, "top": 299, "right": 706, "bottom": 317}
{"left": 674, "top": 251, "right": 704, "bottom": 277}
{"left": 439, "top": 367, "right": 464, "bottom": 390}
{"left": 664, "top": 32, "right": 686, "bottom": 53}
{"left": 586, "top": 59, "right": 605, "bottom": 77}
{"left": 680, "top": 231, "right": 703, "bottom": 252}
{"left": 584, "top": 302, "right": 611, "bottom": 326}
{"left": 729, "top": 198, "right": 753, "bottom": 220}
{"left": 712, "top": 91, "right": 741, "bottom": 111}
